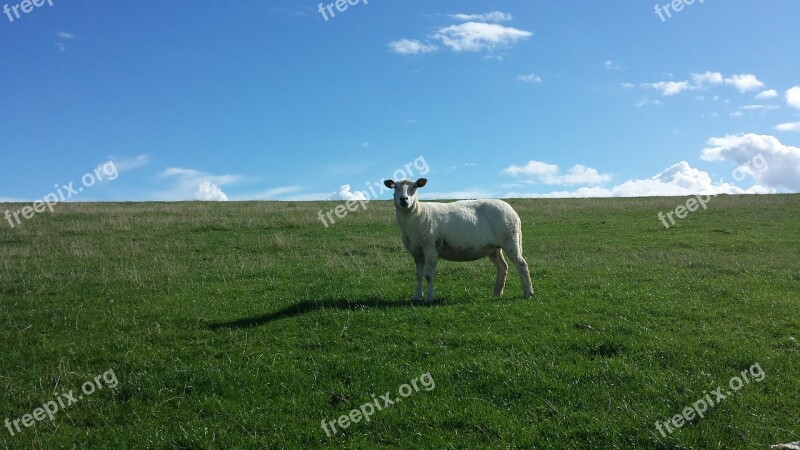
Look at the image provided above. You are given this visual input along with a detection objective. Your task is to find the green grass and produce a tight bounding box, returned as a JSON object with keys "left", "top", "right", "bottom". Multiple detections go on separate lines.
{"left": 1, "top": 195, "right": 798, "bottom": 449}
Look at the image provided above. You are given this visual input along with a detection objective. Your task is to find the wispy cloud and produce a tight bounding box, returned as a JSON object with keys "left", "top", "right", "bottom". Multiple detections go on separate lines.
{"left": 391, "top": 13, "right": 531, "bottom": 56}
{"left": 518, "top": 73, "right": 542, "bottom": 83}
{"left": 636, "top": 97, "right": 665, "bottom": 107}
{"left": 643, "top": 72, "right": 766, "bottom": 96}
{"left": 110, "top": 154, "right": 150, "bottom": 172}
{"left": 450, "top": 11, "right": 512, "bottom": 23}
{"left": 233, "top": 185, "right": 305, "bottom": 201}
{"left": 55, "top": 32, "right": 75, "bottom": 53}
{"left": 755, "top": 89, "right": 778, "bottom": 100}
{"left": 775, "top": 122, "right": 800, "bottom": 132}
{"left": 433, "top": 22, "right": 532, "bottom": 52}
{"left": 642, "top": 80, "right": 695, "bottom": 96}
{"left": 388, "top": 39, "right": 438, "bottom": 55}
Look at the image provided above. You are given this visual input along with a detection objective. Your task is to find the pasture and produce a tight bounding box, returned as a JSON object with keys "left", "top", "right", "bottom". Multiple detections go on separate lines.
{"left": 1, "top": 195, "right": 798, "bottom": 448}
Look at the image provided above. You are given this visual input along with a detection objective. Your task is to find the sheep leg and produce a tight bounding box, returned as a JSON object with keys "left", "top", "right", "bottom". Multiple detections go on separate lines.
{"left": 423, "top": 249, "right": 438, "bottom": 302}
{"left": 502, "top": 241, "right": 533, "bottom": 299}
{"left": 489, "top": 249, "right": 508, "bottom": 296}
{"left": 412, "top": 254, "right": 424, "bottom": 301}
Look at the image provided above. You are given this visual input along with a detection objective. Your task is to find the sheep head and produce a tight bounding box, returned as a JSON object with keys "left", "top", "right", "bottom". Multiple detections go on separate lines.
{"left": 384, "top": 178, "right": 427, "bottom": 211}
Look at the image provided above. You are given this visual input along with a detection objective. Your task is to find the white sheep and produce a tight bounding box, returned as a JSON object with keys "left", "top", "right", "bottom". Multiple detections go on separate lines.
{"left": 383, "top": 178, "right": 533, "bottom": 302}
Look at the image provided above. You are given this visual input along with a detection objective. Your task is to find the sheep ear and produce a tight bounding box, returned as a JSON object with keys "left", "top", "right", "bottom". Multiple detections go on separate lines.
{"left": 415, "top": 178, "right": 427, "bottom": 188}
{"left": 383, "top": 180, "right": 396, "bottom": 189}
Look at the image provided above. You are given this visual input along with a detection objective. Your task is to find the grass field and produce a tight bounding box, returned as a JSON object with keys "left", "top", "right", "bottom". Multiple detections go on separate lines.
{"left": 1, "top": 195, "right": 798, "bottom": 449}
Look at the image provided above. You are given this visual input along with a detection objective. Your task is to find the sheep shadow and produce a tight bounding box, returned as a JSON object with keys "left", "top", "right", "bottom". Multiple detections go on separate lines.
{"left": 207, "top": 297, "right": 445, "bottom": 330}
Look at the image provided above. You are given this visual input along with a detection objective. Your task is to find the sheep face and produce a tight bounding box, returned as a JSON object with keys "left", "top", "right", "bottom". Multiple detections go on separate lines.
{"left": 384, "top": 178, "right": 427, "bottom": 211}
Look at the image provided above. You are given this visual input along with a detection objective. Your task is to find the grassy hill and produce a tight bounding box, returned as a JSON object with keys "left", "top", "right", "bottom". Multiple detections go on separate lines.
{"left": 1, "top": 195, "right": 798, "bottom": 448}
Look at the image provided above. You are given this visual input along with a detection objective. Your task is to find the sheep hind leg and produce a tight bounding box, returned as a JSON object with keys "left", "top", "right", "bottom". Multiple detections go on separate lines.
{"left": 502, "top": 240, "right": 533, "bottom": 299}
{"left": 489, "top": 249, "right": 508, "bottom": 296}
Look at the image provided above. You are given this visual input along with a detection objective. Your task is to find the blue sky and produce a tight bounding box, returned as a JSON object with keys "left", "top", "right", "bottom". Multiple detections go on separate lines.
{"left": 1, "top": 0, "right": 799, "bottom": 202}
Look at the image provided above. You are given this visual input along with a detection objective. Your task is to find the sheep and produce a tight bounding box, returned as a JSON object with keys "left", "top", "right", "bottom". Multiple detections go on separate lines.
{"left": 383, "top": 178, "right": 533, "bottom": 302}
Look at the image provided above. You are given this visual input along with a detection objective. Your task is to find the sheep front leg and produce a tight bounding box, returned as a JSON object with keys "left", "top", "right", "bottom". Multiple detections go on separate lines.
{"left": 423, "top": 248, "right": 438, "bottom": 303}
{"left": 412, "top": 254, "right": 424, "bottom": 301}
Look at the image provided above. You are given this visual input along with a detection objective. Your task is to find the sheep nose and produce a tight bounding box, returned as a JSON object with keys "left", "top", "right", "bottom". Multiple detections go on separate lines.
{"left": 400, "top": 196, "right": 409, "bottom": 201}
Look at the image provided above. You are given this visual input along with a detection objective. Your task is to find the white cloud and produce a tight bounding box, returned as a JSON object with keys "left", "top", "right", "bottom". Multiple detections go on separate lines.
{"left": 159, "top": 167, "right": 244, "bottom": 201}
{"left": 701, "top": 133, "right": 800, "bottom": 191}
{"left": 724, "top": 74, "right": 765, "bottom": 93}
{"left": 505, "top": 161, "right": 770, "bottom": 198}
{"left": 604, "top": 60, "right": 623, "bottom": 70}
{"left": 740, "top": 104, "right": 778, "bottom": 111}
{"left": 643, "top": 72, "right": 766, "bottom": 97}
{"left": 504, "top": 160, "right": 558, "bottom": 177}
{"left": 518, "top": 73, "right": 542, "bottom": 83}
{"left": 195, "top": 181, "right": 228, "bottom": 201}
{"left": 775, "top": 122, "right": 800, "bottom": 132}
{"left": 787, "top": 86, "right": 800, "bottom": 110}
{"left": 389, "top": 39, "right": 438, "bottom": 55}
{"left": 450, "top": 11, "right": 512, "bottom": 22}
{"left": 328, "top": 185, "right": 367, "bottom": 201}
{"left": 643, "top": 80, "right": 695, "bottom": 96}
{"left": 503, "top": 161, "right": 612, "bottom": 186}
{"left": 58, "top": 32, "right": 75, "bottom": 39}
{"left": 621, "top": 82, "right": 635, "bottom": 89}
{"left": 432, "top": 22, "right": 532, "bottom": 52}
{"left": 756, "top": 89, "right": 778, "bottom": 99}
{"left": 692, "top": 71, "right": 724, "bottom": 86}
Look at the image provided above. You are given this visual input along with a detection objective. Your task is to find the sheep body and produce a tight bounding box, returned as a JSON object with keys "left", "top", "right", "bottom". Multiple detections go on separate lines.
{"left": 398, "top": 200, "right": 518, "bottom": 261}
{"left": 385, "top": 179, "right": 533, "bottom": 302}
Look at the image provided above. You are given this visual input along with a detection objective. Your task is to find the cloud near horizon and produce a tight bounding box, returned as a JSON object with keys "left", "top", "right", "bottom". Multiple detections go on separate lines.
{"left": 505, "top": 161, "right": 773, "bottom": 199}
{"left": 701, "top": 133, "right": 800, "bottom": 191}
{"left": 504, "top": 161, "right": 612, "bottom": 186}
{"left": 160, "top": 167, "right": 243, "bottom": 201}
{"left": 328, "top": 184, "right": 367, "bottom": 201}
